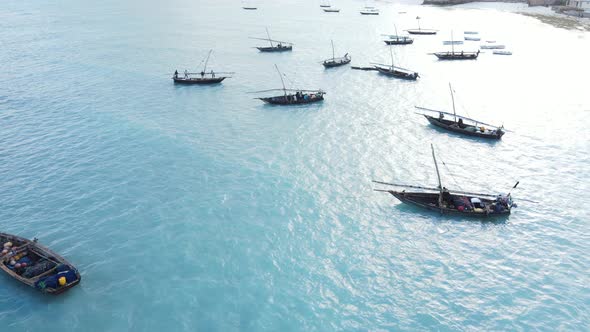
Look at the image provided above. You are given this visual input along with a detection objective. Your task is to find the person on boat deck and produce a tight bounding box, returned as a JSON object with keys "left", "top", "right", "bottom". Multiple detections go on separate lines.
{"left": 200, "top": 71, "right": 205, "bottom": 78}
{"left": 458, "top": 118, "right": 465, "bottom": 128}
{"left": 184, "top": 70, "right": 188, "bottom": 78}
{"left": 211, "top": 70, "right": 215, "bottom": 78}
{"left": 174, "top": 70, "right": 178, "bottom": 79}
{"left": 439, "top": 112, "right": 444, "bottom": 120}
{"left": 442, "top": 187, "right": 452, "bottom": 205}
{"left": 277, "top": 43, "right": 282, "bottom": 48}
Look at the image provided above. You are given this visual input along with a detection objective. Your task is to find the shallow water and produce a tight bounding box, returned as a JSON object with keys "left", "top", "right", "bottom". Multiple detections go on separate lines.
{"left": 1, "top": 0, "right": 589, "bottom": 330}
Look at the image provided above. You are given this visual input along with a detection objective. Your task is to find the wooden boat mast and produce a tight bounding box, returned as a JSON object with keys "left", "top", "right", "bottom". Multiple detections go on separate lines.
{"left": 431, "top": 144, "right": 444, "bottom": 211}
{"left": 394, "top": 24, "right": 399, "bottom": 41}
{"left": 274, "top": 64, "right": 287, "bottom": 97}
{"left": 331, "top": 40, "right": 335, "bottom": 61}
{"left": 417, "top": 16, "right": 421, "bottom": 31}
{"left": 449, "top": 83, "right": 457, "bottom": 122}
{"left": 266, "top": 28, "right": 274, "bottom": 47}
{"left": 203, "top": 49, "right": 213, "bottom": 74}
{"left": 389, "top": 44, "right": 395, "bottom": 70}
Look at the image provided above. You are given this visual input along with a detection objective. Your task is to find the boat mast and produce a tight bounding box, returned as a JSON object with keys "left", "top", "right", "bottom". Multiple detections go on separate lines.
{"left": 275, "top": 64, "right": 287, "bottom": 97}
{"left": 203, "top": 49, "right": 213, "bottom": 74}
{"left": 417, "top": 16, "right": 421, "bottom": 31}
{"left": 449, "top": 83, "right": 457, "bottom": 122}
{"left": 331, "top": 39, "right": 335, "bottom": 61}
{"left": 266, "top": 27, "right": 274, "bottom": 48}
{"left": 389, "top": 45, "right": 395, "bottom": 70}
{"left": 431, "top": 144, "right": 444, "bottom": 211}
{"left": 394, "top": 24, "right": 399, "bottom": 41}
{"left": 451, "top": 31, "right": 455, "bottom": 54}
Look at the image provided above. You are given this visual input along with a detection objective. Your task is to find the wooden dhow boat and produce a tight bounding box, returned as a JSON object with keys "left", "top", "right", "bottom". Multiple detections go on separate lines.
{"left": 322, "top": 40, "right": 351, "bottom": 68}
{"left": 406, "top": 16, "right": 437, "bottom": 35}
{"left": 324, "top": 7, "right": 340, "bottom": 12}
{"left": 383, "top": 25, "right": 413, "bottom": 45}
{"left": 1, "top": 233, "right": 81, "bottom": 294}
{"left": 253, "top": 65, "right": 325, "bottom": 105}
{"left": 432, "top": 32, "right": 479, "bottom": 60}
{"left": 415, "top": 83, "right": 505, "bottom": 139}
{"left": 360, "top": 6, "right": 380, "bottom": 15}
{"left": 372, "top": 45, "right": 419, "bottom": 80}
{"left": 250, "top": 28, "right": 293, "bottom": 52}
{"left": 172, "top": 50, "right": 233, "bottom": 84}
{"left": 374, "top": 145, "right": 518, "bottom": 217}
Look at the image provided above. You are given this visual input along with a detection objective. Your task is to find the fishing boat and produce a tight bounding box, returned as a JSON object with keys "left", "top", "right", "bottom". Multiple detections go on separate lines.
{"left": 323, "top": 7, "right": 340, "bottom": 12}
{"left": 172, "top": 50, "right": 233, "bottom": 84}
{"left": 383, "top": 25, "right": 413, "bottom": 45}
{"left": 322, "top": 40, "right": 351, "bottom": 68}
{"left": 373, "top": 145, "right": 518, "bottom": 217}
{"left": 372, "top": 45, "right": 419, "bottom": 80}
{"left": 464, "top": 36, "right": 481, "bottom": 41}
{"left": 464, "top": 31, "right": 478, "bottom": 34}
{"left": 253, "top": 65, "right": 325, "bottom": 105}
{"left": 480, "top": 44, "right": 505, "bottom": 49}
{"left": 415, "top": 83, "right": 505, "bottom": 139}
{"left": 406, "top": 16, "right": 437, "bottom": 35}
{"left": 360, "top": 6, "right": 380, "bottom": 15}
{"left": 0, "top": 233, "right": 81, "bottom": 294}
{"left": 250, "top": 28, "right": 293, "bottom": 52}
{"left": 493, "top": 50, "right": 512, "bottom": 55}
{"left": 433, "top": 32, "right": 480, "bottom": 60}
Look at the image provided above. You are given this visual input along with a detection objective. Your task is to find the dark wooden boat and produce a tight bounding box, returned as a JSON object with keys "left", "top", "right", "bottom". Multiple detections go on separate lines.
{"left": 172, "top": 50, "right": 232, "bottom": 85}
{"left": 243, "top": 6, "right": 257, "bottom": 10}
{"left": 0, "top": 232, "right": 81, "bottom": 294}
{"left": 372, "top": 45, "right": 419, "bottom": 80}
{"left": 433, "top": 50, "right": 479, "bottom": 60}
{"left": 322, "top": 40, "right": 351, "bottom": 68}
{"left": 383, "top": 25, "right": 414, "bottom": 45}
{"left": 406, "top": 16, "right": 437, "bottom": 35}
{"left": 432, "top": 32, "right": 479, "bottom": 60}
{"left": 323, "top": 8, "right": 340, "bottom": 12}
{"left": 254, "top": 65, "right": 325, "bottom": 105}
{"left": 415, "top": 84, "right": 505, "bottom": 139}
{"left": 360, "top": 6, "right": 379, "bottom": 15}
{"left": 251, "top": 28, "right": 293, "bottom": 53}
{"left": 374, "top": 65, "right": 418, "bottom": 80}
{"left": 384, "top": 36, "right": 414, "bottom": 45}
{"left": 373, "top": 145, "right": 518, "bottom": 217}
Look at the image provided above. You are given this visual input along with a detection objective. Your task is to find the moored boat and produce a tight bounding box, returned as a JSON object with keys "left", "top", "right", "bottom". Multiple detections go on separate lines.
{"left": 172, "top": 50, "right": 232, "bottom": 84}
{"left": 373, "top": 145, "right": 518, "bottom": 217}
{"left": 372, "top": 44, "right": 419, "bottom": 80}
{"left": 360, "top": 6, "right": 379, "bottom": 15}
{"left": 406, "top": 16, "right": 437, "bottom": 35}
{"left": 383, "top": 25, "right": 413, "bottom": 45}
{"left": 323, "top": 8, "right": 340, "bottom": 12}
{"left": 1, "top": 233, "right": 81, "bottom": 294}
{"left": 433, "top": 32, "right": 479, "bottom": 60}
{"left": 322, "top": 40, "right": 351, "bottom": 68}
{"left": 251, "top": 28, "right": 293, "bottom": 52}
{"left": 254, "top": 65, "right": 325, "bottom": 105}
{"left": 415, "top": 83, "right": 505, "bottom": 139}
{"left": 493, "top": 50, "right": 512, "bottom": 55}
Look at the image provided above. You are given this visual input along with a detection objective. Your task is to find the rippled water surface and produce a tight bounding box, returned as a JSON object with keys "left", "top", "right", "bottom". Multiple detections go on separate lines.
{"left": 1, "top": 0, "right": 589, "bottom": 330}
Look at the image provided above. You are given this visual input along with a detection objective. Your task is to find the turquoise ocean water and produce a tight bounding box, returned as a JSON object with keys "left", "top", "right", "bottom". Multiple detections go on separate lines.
{"left": 1, "top": 0, "right": 589, "bottom": 330}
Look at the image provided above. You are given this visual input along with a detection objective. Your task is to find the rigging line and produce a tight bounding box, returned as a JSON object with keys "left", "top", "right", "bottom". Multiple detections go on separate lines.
{"left": 439, "top": 157, "right": 464, "bottom": 191}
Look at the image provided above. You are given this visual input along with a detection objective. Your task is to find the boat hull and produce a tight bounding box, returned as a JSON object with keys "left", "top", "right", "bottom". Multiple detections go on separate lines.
{"left": 375, "top": 67, "right": 419, "bottom": 80}
{"left": 407, "top": 30, "right": 437, "bottom": 35}
{"left": 173, "top": 77, "right": 226, "bottom": 84}
{"left": 323, "top": 9, "right": 340, "bottom": 12}
{"left": 257, "top": 46, "right": 292, "bottom": 52}
{"left": 259, "top": 93, "right": 324, "bottom": 105}
{"left": 322, "top": 57, "right": 351, "bottom": 68}
{"left": 433, "top": 51, "right": 479, "bottom": 60}
{"left": 384, "top": 39, "right": 413, "bottom": 45}
{"left": 425, "top": 116, "right": 504, "bottom": 139}
{"left": 0, "top": 233, "right": 81, "bottom": 295}
{"left": 388, "top": 191, "right": 511, "bottom": 217}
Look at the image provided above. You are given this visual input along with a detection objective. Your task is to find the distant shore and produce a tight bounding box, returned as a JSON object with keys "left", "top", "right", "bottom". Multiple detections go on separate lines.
{"left": 422, "top": 0, "right": 524, "bottom": 5}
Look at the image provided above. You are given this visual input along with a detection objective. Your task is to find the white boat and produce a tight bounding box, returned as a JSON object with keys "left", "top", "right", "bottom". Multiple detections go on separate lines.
{"left": 493, "top": 50, "right": 512, "bottom": 55}
{"left": 360, "top": 7, "right": 379, "bottom": 15}
{"left": 464, "top": 36, "right": 481, "bottom": 41}
{"left": 464, "top": 31, "right": 478, "bottom": 35}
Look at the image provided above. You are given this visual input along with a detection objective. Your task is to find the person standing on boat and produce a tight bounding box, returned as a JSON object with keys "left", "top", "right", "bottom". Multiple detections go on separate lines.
{"left": 211, "top": 70, "right": 215, "bottom": 78}
{"left": 200, "top": 71, "right": 205, "bottom": 78}
{"left": 174, "top": 70, "right": 178, "bottom": 79}
{"left": 184, "top": 70, "right": 188, "bottom": 78}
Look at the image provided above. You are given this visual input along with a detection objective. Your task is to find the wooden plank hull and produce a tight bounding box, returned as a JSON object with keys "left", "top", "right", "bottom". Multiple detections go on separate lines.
{"left": 425, "top": 115, "right": 504, "bottom": 139}
{"left": 388, "top": 191, "right": 512, "bottom": 217}
{"left": 407, "top": 29, "right": 437, "bottom": 35}
{"left": 259, "top": 93, "right": 324, "bottom": 105}
{"left": 434, "top": 51, "right": 479, "bottom": 60}
{"left": 323, "top": 57, "right": 351, "bottom": 68}
{"left": 384, "top": 39, "right": 413, "bottom": 45}
{"left": 375, "top": 67, "right": 419, "bottom": 80}
{"left": 0, "top": 232, "right": 81, "bottom": 295}
{"left": 257, "top": 46, "right": 292, "bottom": 52}
{"left": 173, "top": 77, "right": 226, "bottom": 84}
